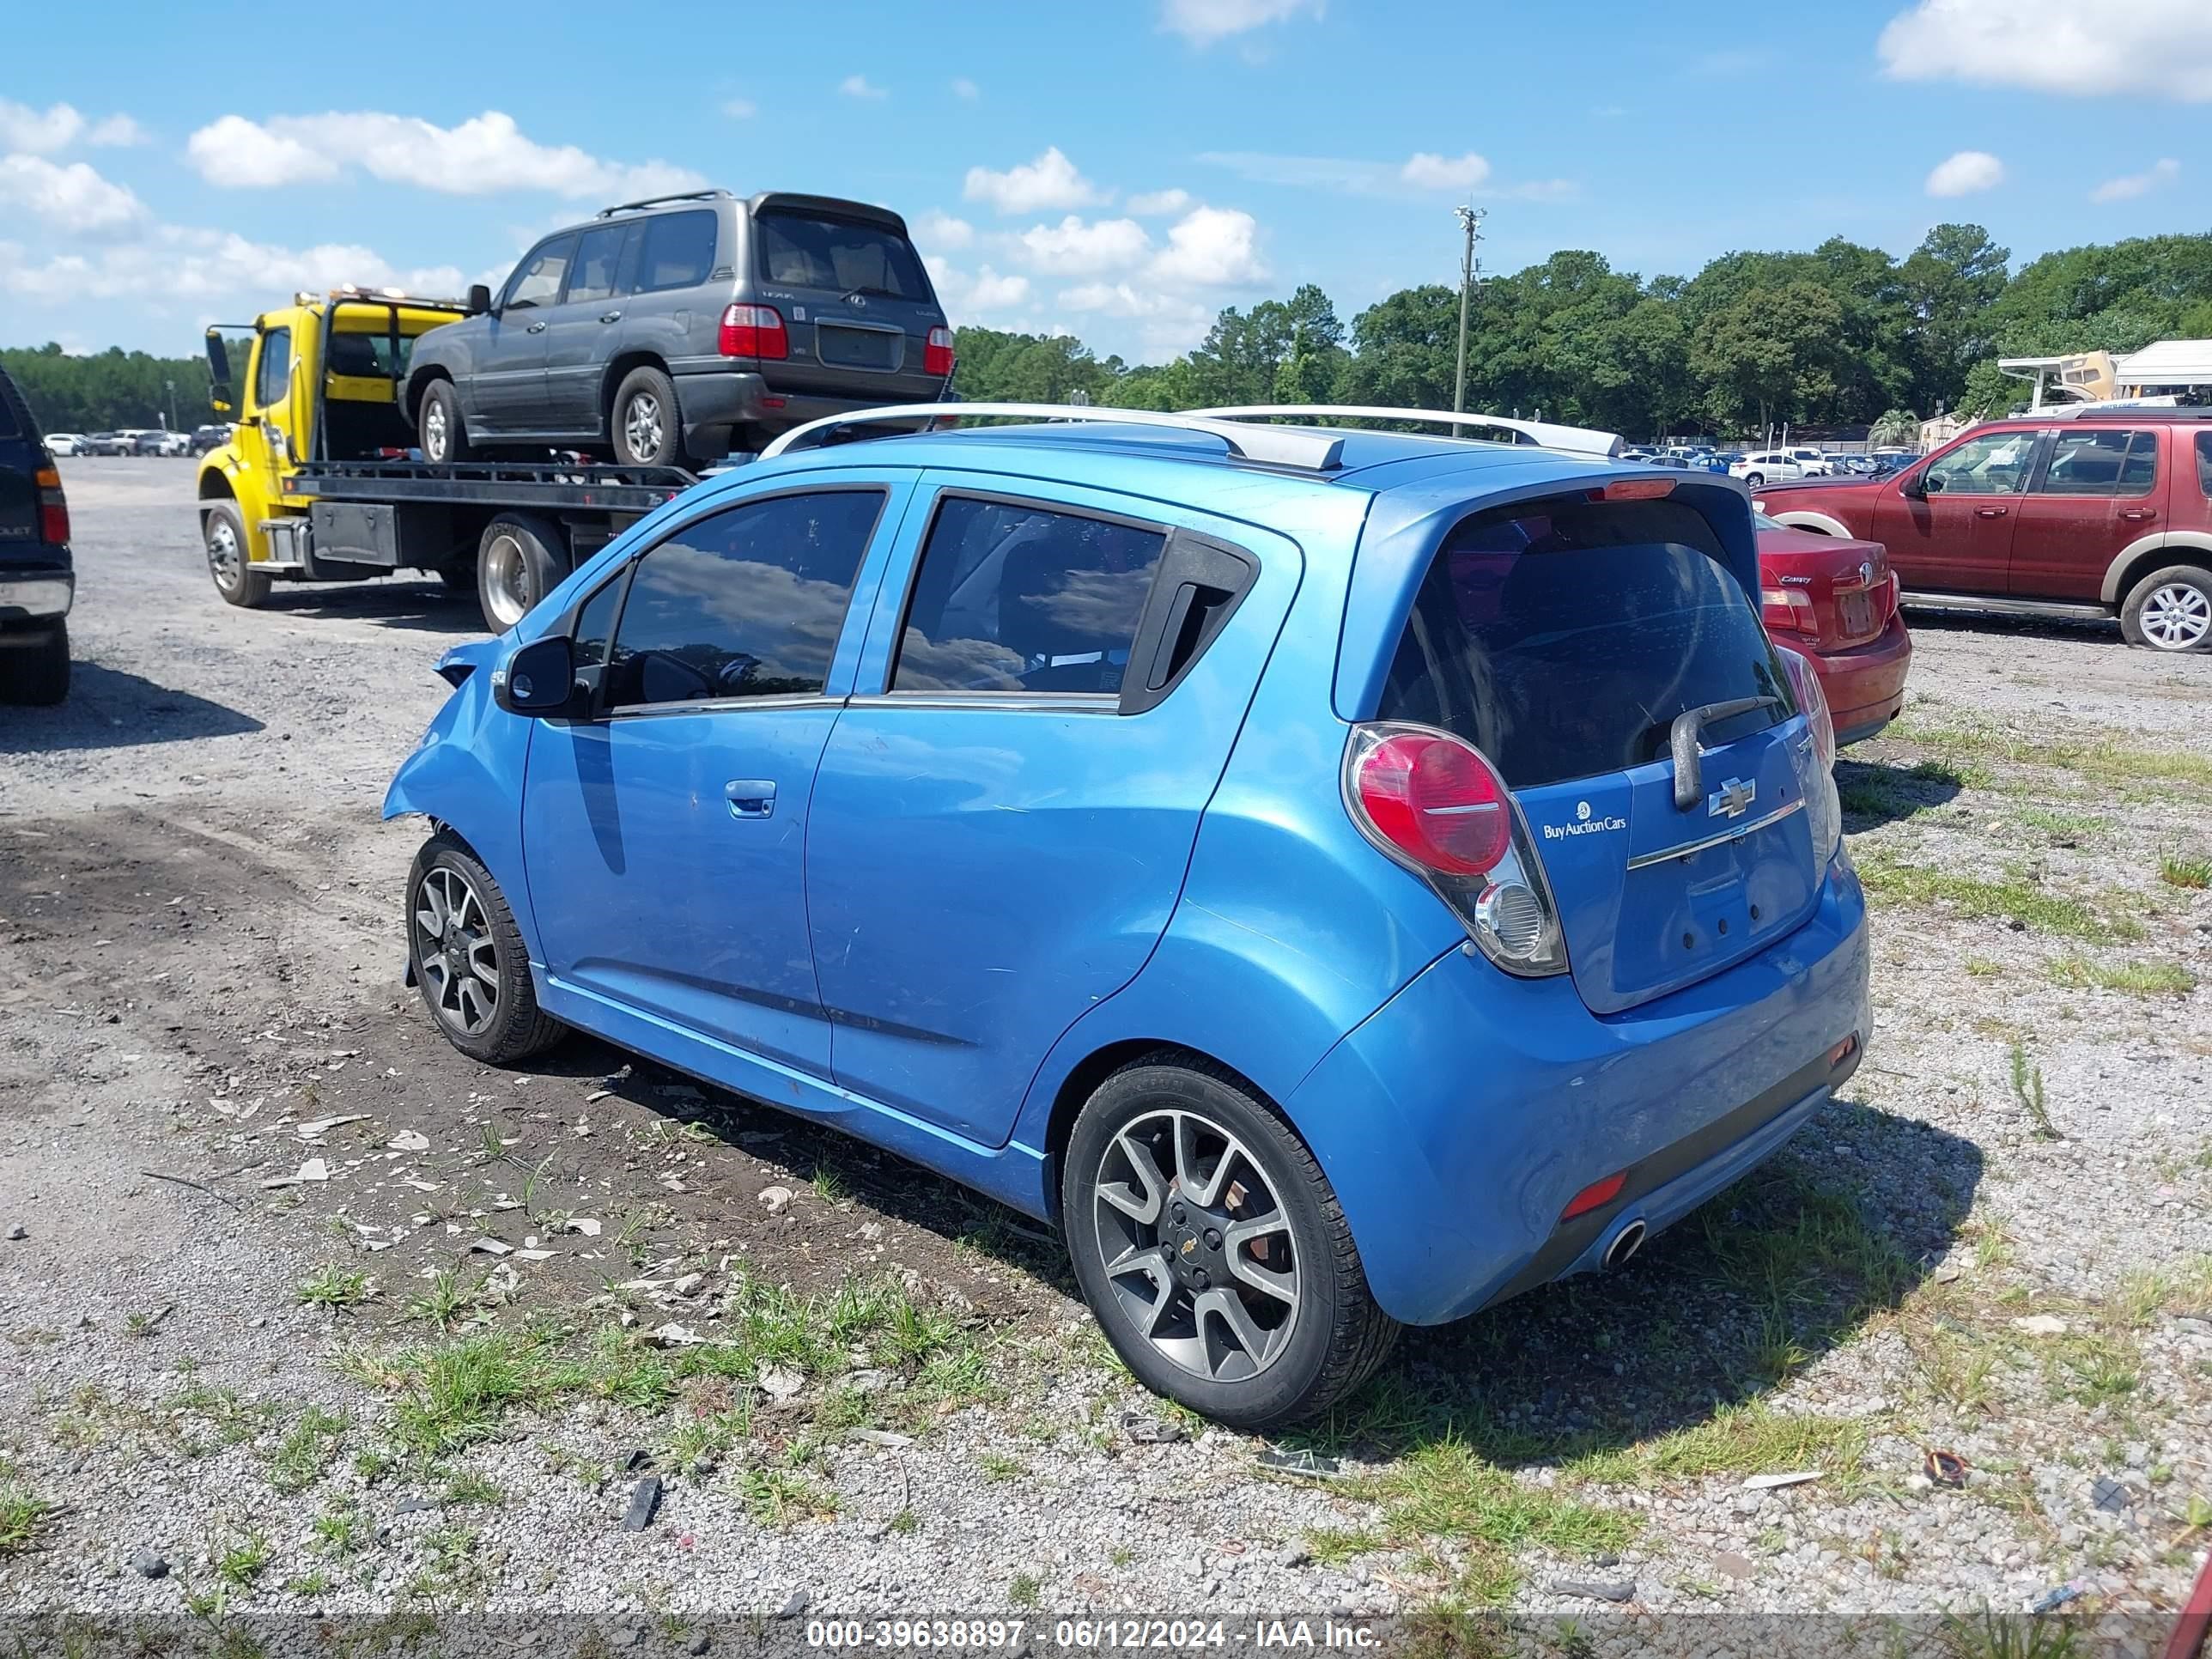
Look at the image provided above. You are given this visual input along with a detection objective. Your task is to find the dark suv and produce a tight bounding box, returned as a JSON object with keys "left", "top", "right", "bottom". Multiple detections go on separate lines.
{"left": 0, "top": 366, "right": 73, "bottom": 704}
{"left": 404, "top": 189, "right": 953, "bottom": 469}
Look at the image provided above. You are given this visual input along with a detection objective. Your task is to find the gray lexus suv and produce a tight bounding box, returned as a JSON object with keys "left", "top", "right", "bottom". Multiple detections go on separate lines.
{"left": 404, "top": 189, "right": 953, "bottom": 467}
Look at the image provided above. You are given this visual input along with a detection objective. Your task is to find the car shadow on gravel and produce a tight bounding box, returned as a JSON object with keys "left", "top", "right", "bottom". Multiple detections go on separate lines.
{"left": 1834, "top": 757, "right": 1962, "bottom": 830}
{"left": 0, "top": 663, "right": 263, "bottom": 755}
{"left": 259, "top": 580, "right": 487, "bottom": 635}
{"left": 1283, "top": 1096, "right": 1983, "bottom": 1468}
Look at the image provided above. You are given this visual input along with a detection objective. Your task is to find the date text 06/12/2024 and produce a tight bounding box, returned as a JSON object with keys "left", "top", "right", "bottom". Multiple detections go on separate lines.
{"left": 803, "top": 1619, "right": 1382, "bottom": 1650}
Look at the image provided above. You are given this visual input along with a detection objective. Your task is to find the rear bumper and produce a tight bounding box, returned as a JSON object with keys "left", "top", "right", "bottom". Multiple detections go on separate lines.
{"left": 1284, "top": 854, "right": 1870, "bottom": 1326}
{"left": 670, "top": 364, "right": 948, "bottom": 447}
{"left": 0, "top": 569, "right": 73, "bottom": 625}
{"left": 1810, "top": 612, "right": 1912, "bottom": 747}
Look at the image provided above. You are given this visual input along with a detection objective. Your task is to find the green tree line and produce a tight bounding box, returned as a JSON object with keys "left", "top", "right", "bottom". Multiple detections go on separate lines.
{"left": 955, "top": 227, "right": 2212, "bottom": 441}
{"left": 0, "top": 343, "right": 216, "bottom": 434}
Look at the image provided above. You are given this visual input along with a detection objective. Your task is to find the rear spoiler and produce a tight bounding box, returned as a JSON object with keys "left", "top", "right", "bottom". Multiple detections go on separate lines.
{"left": 748, "top": 191, "right": 908, "bottom": 235}
{"left": 1189, "top": 404, "right": 1624, "bottom": 459}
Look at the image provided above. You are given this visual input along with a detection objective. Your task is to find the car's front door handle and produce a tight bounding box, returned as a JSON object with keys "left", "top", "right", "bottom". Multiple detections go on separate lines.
{"left": 2120, "top": 507, "right": 2158, "bottom": 522}
{"left": 1975, "top": 506, "right": 2008, "bottom": 519}
{"left": 724, "top": 779, "right": 776, "bottom": 818}
{"left": 526, "top": 321, "right": 547, "bottom": 334}
{"left": 599, "top": 311, "right": 623, "bottom": 324}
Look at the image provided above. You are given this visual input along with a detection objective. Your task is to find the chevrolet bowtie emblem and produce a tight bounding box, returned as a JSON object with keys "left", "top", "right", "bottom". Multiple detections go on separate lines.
{"left": 1708, "top": 777, "right": 1756, "bottom": 819}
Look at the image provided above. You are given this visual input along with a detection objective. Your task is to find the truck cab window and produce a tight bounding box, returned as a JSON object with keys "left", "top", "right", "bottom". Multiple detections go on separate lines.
{"left": 254, "top": 327, "right": 292, "bottom": 410}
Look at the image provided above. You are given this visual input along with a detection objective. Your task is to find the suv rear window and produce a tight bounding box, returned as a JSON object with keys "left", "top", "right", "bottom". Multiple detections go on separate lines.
{"left": 756, "top": 211, "right": 930, "bottom": 301}
{"left": 0, "top": 372, "right": 25, "bottom": 439}
{"left": 1377, "top": 495, "right": 1785, "bottom": 790}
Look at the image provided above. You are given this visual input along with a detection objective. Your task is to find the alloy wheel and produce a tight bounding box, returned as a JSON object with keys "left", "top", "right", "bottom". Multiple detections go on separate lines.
{"left": 480, "top": 532, "right": 532, "bottom": 629}
{"left": 1091, "top": 1108, "right": 1301, "bottom": 1382}
{"left": 2139, "top": 582, "right": 2211, "bottom": 651}
{"left": 206, "top": 517, "right": 242, "bottom": 592}
{"left": 423, "top": 399, "right": 450, "bottom": 462}
{"left": 623, "top": 392, "right": 664, "bottom": 461}
{"left": 413, "top": 867, "right": 501, "bottom": 1036}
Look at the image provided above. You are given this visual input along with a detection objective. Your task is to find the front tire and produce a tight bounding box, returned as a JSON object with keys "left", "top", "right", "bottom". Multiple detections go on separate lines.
{"left": 418, "top": 380, "right": 471, "bottom": 465}
{"left": 1744, "top": 471, "right": 1765, "bottom": 488}
{"left": 203, "top": 500, "right": 270, "bottom": 608}
{"left": 0, "top": 624, "right": 69, "bottom": 706}
{"left": 2120, "top": 564, "right": 2212, "bottom": 653}
{"left": 475, "top": 514, "right": 566, "bottom": 631}
{"left": 405, "top": 834, "right": 562, "bottom": 1066}
{"left": 611, "top": 366, "right": 682, "bottom": 467}
{"left": 1061, "top": 1056, "right": 1398, "bottom": 1430}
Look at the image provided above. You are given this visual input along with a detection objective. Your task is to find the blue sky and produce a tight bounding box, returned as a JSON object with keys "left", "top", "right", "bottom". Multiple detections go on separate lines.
{"left": 3, "top": 0, "right": 2206, "bottom": 364}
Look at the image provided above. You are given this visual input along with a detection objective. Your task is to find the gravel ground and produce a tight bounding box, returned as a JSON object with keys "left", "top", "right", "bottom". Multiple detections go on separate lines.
{"left": 2, "top": 459, "right": 2209, "bottom": 1648}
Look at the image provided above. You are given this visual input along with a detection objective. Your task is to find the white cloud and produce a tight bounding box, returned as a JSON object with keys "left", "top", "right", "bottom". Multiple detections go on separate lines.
{"left": 1017, "top": 215, "right": 1152, "bottom": 276}
{"left": 2090, "top": 157, "right": 2180, "bottom": 202}
{"left": 86, "top": 114, "right": 147, "bottom": 147}
{"left": 1148, "top": 205, "right": 1267, "bottom": 286}
{"left": 1924, "top": 149, "right": 2005, "bottom": 198}
{"left": 925, "top": 258, "right": 1032, "bottom": 323}
{"left": 963, "top": 147, "right": 1108, "bottom": 215}
{"left": 1400, "top": 151, "right": 1491, "bottom": 191}
{"left": 0, "top": 224, "right": 465, "bottom": 304}
{"left": 720, "top": 97, "right": 757, "bottom": 119}
{"left": 1879, "top": 0, "right": 2212, "bottom": 100}
{"left": 1059, "top": 282, "right": 1215, "bottom": 356}
{"left": 1159, "top": 0, "right": 1323, "bottom": 46}
{"left": 1126, "top": 187, "right": 1191, "bottom": 216}
{"left": 951, "top": 77, "right": 981, "bottom": 100}
{"left": 839, "top": 75, "right": 888, "bottom": 100}
{"left": 912, "top": 210, "right": 975, "bottom": 251}
{"left": 0, "top": 154, "right": 148, "bottom": 233}
{"left": 0, "top": 100, "right": 87, "bottom": 155}
{"left": 184, "top": 110, "right": 705, "bottom": 199}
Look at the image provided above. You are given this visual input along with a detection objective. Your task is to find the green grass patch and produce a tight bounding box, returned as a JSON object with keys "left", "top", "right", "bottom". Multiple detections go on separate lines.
{"left": 738, "top": 1464, "right": 839, "bottom": 1528}
{"left": 2159, "top": 852, "right": 2212, "bottom": 891}
{"left": 2017, "top": 807, "right": 2109, "bottom": 842}
{"left": 1570, "top": 1402, "right": 1869, "bottom": 1486}
{"left": 0, "top": 1462, "right": 57, "bottom": 1556}
{"left": 212, "top": 1529, "right": 270, "bottom": 1586}
{"left": 344, "top": 1329, "right": 565, "bottom": 1456}
{"left": 296, "top": 1265, "right": 373, "bottom": 1310}
{"left": 1856, "top": 854, "right": 2139, "bottom": 942}
{"left": 1898, "top": 721, "right": 2212, "bottom": 794}
{"left": 2008, "top": 1044, "right": 2060, "bottom": 1141}
{"left": 2047, "top": 955, "right": 2196, "bottom": 996}
{"left": 269, "top": 1406, "right": 349, "bottom": 1494}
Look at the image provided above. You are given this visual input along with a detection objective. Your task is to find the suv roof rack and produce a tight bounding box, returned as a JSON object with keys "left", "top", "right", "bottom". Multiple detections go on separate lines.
{"left": 1190, "top": 404, "right": 1624, "bottom": 459}
{"left": 2033, "top": 403, "right": 2212, "bottom": 422}
{"left": 759, "top": 402, "right": 1346, "bottom": 471}
{"left": 597, "top": 188, "right": 733, "bottom": 218}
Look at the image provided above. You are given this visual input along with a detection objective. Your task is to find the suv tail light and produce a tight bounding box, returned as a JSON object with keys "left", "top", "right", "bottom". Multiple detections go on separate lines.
{"left": 718, "top": 304, "right": 788, "bottom": 361}
{"left": 1343, "top": 722, "right": 1566, "bottom": 975}
{"left": 33, "top": 465, "right": 69, "bottom": 547}
{"left": 924, "top": 325, "right": 956, "bottom": 379}
{"left": 1776, "top": 647, "right": 1841, "bottom": 861}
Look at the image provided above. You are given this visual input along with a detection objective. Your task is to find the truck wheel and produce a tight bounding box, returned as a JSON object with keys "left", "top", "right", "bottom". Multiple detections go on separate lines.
{"left": 611, "top": 367, "right": 681, "bottom": 467}
{"left": 203, "top": 501, "right": 270, "bottom": 608}
{"left": 0, "top": 623, "right": 70, "bottom": 707}
{"left": 419, "top": 380, "right": 471, "bottom": 465}
{"left": 476, "top": 514, "right": 566, "bottom": 630}
{"left": 2120, "top": 565, "right": 2212, "bottom": 653}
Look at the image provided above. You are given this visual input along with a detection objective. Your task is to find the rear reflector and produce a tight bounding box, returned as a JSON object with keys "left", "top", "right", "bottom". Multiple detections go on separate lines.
{"left": 1598, "top": 477, "right": 1676, "bottom": 501}
{"left": 718, "top": 303, "right": 789, "bottom": 361}
{"left": 1826, "top": 1034, "right": 1858, "bottom": 1069}
{"left": 1562, "top": 1170, "right": 1626, "bottom": 1220}
{"left": 924, "top": 325, "right": 956, "bottom": 378}
{"left": 1348, "top": 727, "right": 1511, "bottom": 877}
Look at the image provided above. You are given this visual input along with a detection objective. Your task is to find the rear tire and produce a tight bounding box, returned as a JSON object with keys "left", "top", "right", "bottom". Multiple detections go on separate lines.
{"left": 203, "top": 500, "right": 270, "bottom": 608}
{"left": 2120, "top": 564, "right": 2212, "bottom": 653}
{"left": 0, "top": 623, "right": 69, "bottom": 706}
{"left": 1061, "top": 1055, "right": 1398, "bottom": 1430}
{"left": 1744, "top": 471, "right": 1765, "bottom": 488}
{"left": 418, "top": 380, "right": 471, "bottom": 465}
{"left": 405, "top": 833, "right": 562, "bottom": 1066}
{"left": 475, "top": 514, "right": 566, "bottom": 631}
{"left": 611, "top": 366, "right": 682, "bottom": 467}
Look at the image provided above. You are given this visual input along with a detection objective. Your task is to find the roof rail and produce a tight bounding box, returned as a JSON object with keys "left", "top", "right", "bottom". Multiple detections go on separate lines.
{"left": 1189, "top": 404, "right": 1625, "bottom": 459}
{"left": 759, "top": 402, "right": 1347, "bottom": 471}
{"left": 597, "top": 188, "right": 733, "bottom": 218}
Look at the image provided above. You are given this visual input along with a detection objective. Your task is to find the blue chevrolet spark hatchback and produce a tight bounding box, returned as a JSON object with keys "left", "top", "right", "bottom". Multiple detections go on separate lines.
{"left": 386, "top": 404, "right": 1870, "bottom": 1427}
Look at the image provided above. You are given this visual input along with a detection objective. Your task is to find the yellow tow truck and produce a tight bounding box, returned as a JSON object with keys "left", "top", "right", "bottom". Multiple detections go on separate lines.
{"left": 196, "top": 288, "right": 698, "bottom": 628}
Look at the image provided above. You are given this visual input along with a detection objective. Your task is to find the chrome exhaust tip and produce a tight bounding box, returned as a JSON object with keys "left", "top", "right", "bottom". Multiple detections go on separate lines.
{"left": 1601, "top": 1218, "right": 1648, "bottom": 1271}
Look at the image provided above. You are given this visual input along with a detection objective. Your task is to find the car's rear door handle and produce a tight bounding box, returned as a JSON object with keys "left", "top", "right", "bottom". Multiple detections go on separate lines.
{"left": 724, "top": 779, "right": 776, "bottom": 818}
{"left": 2120, "top": 507, "right": 2157, "bottom": 522}
{"left": 599, "top": 311, "right": 623, "bottom": 324}
{"left": 526, "top": 321, "right": 547, "bottom": 334}
{"left": 1975, "top": 506, "right": 2008, "bottom": 519}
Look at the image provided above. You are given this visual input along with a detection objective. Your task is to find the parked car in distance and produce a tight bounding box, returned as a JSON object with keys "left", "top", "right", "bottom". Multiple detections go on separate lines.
{"left": 1731, "top": 451, "right": 1807, "bottom": 485}
{"left": 1753, "top": 510, "right": 1911, "bottom": 744}
{"left": 386, "top": 402, "right": 1869, "bottom": 1427}
{"left": 404, "top": 188, "right": 953, "bottom": 470}
{"left": 1757, "top": 409, "right": 2212, "bottom": 652}
{"left": 44, "top": 433, "right": 85, "bottom": 457}
{"left": 131, "top": 428, "right": 190, "bottom": 457}
{"left": 189, "top": 423, "right": 233, "bottom": 455}
{"left": 80, "top": 432, "right": 132, "bottom": 456}
{"left": 0, "top": 368, "right": 74, "bottom": 704}
{"left": 1781, "top": 447, "right": 1832, "bottom": 477}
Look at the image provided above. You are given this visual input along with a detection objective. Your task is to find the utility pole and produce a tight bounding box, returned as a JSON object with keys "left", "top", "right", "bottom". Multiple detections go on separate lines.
{"left": 1453, "top": 204, "right": 1486, "bottom": 423}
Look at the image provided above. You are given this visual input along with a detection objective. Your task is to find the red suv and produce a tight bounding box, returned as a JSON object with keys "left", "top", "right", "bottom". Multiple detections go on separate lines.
{"left": 1755, "top": 410, "right": 2212, "bottom": 653}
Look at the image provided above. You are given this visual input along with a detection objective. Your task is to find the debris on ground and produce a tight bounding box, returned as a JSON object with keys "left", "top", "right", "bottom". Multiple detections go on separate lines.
{"left": 622, "top": 1474, "right": 663, "bottom": 1531}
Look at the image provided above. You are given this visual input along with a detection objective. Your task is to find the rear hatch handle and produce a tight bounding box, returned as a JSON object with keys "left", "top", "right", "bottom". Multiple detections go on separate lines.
{"left": 1670, "top": 696, "right": 1781, "bottom": 810}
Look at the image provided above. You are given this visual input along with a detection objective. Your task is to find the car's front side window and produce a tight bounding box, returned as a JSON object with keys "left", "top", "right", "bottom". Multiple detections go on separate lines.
{"left": 502, "top": 235, "right": 576, "bottom": 310}
{"left": 2035, "top": 428, "right": 2157, "bottom": 498}
{"left": 1923, "top": 431, "right": 2033, "bottom": 495}
{"left": 890, "top": 496, "right": 1166, "bottom": 696}
{"left": 602, "top": 489, "right": 885, "bottom": 711}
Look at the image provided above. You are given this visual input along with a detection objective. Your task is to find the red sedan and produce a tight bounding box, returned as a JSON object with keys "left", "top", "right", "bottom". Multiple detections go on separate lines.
{"left": 1755, "top": 511, "right": 1912, "bottom": 746}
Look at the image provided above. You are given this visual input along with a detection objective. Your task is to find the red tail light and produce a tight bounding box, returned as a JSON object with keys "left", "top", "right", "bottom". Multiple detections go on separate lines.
{"left": 33, "top": 465, "right": 69, "bottom": 546}
{"left": 1562, "top": 1170, "right": 1626, "bottom": 1221}
{"left": 1348, "top": 727, "right": 1511, "bottom": 877}
{"left": 924, "top": 325, "right": 956, "bottom": 379}
{"left": 718, "top": 304, "right": 788, "bottom": 360}
{"left": 1761, "top": 586, "right": 1815, "bottom": 636}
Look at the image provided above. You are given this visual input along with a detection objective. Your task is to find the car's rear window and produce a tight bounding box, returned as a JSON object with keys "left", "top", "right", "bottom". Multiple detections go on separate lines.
{"left": 756, "top": 211, "right": 931, "bottom": 301}
{"left": 1377, "top": 495, "right": 1787, "bottom": 789}
{"left": 0, "top": 373, "right": 27, "bottom": 439}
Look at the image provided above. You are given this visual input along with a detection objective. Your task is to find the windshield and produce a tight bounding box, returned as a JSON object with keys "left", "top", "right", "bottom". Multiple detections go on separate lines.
{"left": 1377, "top": 495, "right": 1787, "bottom": 790}
{"left": 756, "top": 211, "right": 931, "bottom": 301}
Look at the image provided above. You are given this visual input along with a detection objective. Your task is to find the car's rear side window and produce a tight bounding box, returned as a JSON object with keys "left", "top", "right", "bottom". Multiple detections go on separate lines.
{"left": 2195, "top": 432, "right": 2212, "bottom": 499}
{"left": 890, "top": 496, "right": 1164, "bottom": 695}
{"left": 756, "top": 211, "right": 931, "bottom": 301}
{"left": 1377, "top": 495, "right": 1785, "bottom": 789}
{"left": 635, "top": 210, "right": 717, "bottom": 294}
{"left": 2037, "top": 428, "right": 2157, "bottom": 497}
{"left": 603, "top": 489, "right": 884, "bottom": 709}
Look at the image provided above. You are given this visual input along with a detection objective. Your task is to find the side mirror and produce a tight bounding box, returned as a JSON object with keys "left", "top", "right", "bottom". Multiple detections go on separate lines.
{"left": 467, "top": 283, "right": 493, "bottom": 317}
{"left": 492, "top": 635, "right": 579, "bottom": 717}
{"left": 1901, "top": 470, "right": 1930, "bottom": 500}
